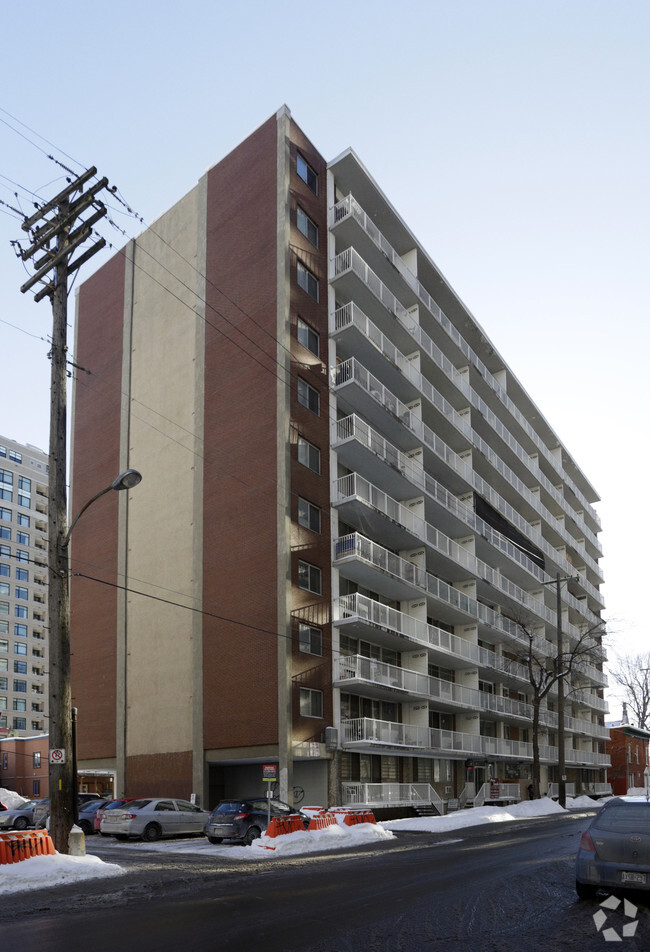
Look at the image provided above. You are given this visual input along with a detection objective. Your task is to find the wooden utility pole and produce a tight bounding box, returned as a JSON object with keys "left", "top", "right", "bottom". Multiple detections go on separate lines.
{"left": 17, "top": 169, "right": 108, "bottom": 853}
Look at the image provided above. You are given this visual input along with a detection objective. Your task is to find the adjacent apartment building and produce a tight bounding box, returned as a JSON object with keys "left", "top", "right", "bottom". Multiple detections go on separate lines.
{"left": 69, "top": 106, "right": 608, "bottom": 812}
{"left": 0, "top": 437, "right": 49, "bottom": 738}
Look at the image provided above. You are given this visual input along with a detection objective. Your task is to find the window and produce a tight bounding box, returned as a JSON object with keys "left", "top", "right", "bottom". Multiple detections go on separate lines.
{"left": 297, "top": 378, "right": 320, "bottom": 415}
{"left": 15, "top": 550, "right": 28, "bottom": 563}
{"left": 0, "top": 471, "right": 13, "bottom": 489}
{"left": 297, "top": 261, "right": 319, "bottom": 301}
{"left": 13, "top": 698, "right": 26, "bottom": 711}
{"left": 0, "top": 545, "right": 10, "bottom": 558}
{"left": 14, "top": 624, "right": 27, "bottom": 637}
{"left": 0, "top": 565, "right": 8, "bottom": 578}
{"left": 0, "top": 447, "right": 4, "bottom": 458}
{"left": 0, "top": 678, "right": 6, "bottom": 690}
{"left": 0, "top": 583, "right": 8, "bottom": 597}
{"left": 0, "top": 601, "right": 8, "bottom": 615}
{"left": 18, "top": 476, "right": 30, "bottom": 492}
{"left": 300, "top": 687, "right": 323, "bottom": 718}
{"left": 297, "top": 317, "right": 319, "bottom": 357}
{"left": 10, "top": 451, "right": 22, "bottom": 464}
{"left": 298, "top": 560, "right": 322, "bottom": 595}
{"left": 16, "top": 532, "right": 29, "bottom": 546}
{"left": 18, "top": 494, "right": 30, "bottom": 508}
{"left": 1, "top": 752, "right": 6, "bottom": 768}
{"left": 15, "top": 587, "right": 28, "bottom": 600}
{"left": 298, "top": 497, "right": 321, "bottom": 533}
{"left": 13, "top": 680, "right": 26, "bottom": 693}
{"left": 0, "top": 527, "right": 9, "bottom": 541}
{"left": 297, "top": 153, "right": 318, "bottom": 193}
{"left": 0, "top": 508, "right": 10, "bottom": 522}
{"left": 299, "top": 623, "right": 322, "bottom": 656}
{"left": 16, "top": 568, "right": 28, "bottom": 582}
{"left": 33, "top": 751, "right": 41, "bottom": 768}
{"left": 12, "top": 717, "right": 26, "bottom": 730}
{"left": 33, "top": 780, "right": 40, "bottom": 796}
{"left": 14, "top": 644, "right": 27, "bottom": 657}
{"left": 297, "top": 437, "right": 320, "bottom": 474}
{"left": 297, "top": 206, "right": 318, "bottom": 246}
{"left": 0, "top": 659, "right": 6, "bottom": 672}
{"left": 15, "top": 606, "right": 27, "bottom": 619}
{"left": 17, "top": 514, "right": 29, "bottom": 527}
{"left": 0, "top": 637, "right": 7, "bottom": 649}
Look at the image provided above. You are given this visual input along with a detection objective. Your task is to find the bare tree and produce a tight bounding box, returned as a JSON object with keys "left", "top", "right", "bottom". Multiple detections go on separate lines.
{"left": 513, "top": 617, "right": 607, "bottom": 799}
{"left": 608, "top": 653, "right": 650, "bottom": 729}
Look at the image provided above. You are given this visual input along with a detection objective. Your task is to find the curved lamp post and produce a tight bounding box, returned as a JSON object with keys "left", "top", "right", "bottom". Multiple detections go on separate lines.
{"left": 48, "top": 469, "right": 142, "bottom": 853}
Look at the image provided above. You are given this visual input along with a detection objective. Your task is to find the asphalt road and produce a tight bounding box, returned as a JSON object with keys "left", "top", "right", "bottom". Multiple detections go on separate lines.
{"left": 2, "top": 811, "right": 649, "bottom": 952}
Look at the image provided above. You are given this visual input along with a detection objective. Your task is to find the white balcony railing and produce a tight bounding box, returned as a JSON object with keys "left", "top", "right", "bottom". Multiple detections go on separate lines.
{"left": 341, "top": 782, "right": 444, "bottom": 814}
{"left": 331, "top": 194, "right": 602, "bottom": 533}
{"left": 331, "top": 248, "right": 604, "bottom": 578}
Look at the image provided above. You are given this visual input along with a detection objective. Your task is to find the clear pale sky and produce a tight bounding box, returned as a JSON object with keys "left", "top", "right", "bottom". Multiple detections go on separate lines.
{"left": 0, "top": 1, "right": 647, "bottom": 719}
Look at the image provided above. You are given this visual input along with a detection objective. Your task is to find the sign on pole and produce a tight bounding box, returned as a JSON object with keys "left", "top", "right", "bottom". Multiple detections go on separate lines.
{"left": 49, "top": 748, "right": 66, "bottom": 764}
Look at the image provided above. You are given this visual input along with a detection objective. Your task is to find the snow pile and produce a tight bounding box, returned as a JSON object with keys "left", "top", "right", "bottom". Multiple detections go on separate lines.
{"left": 250, "top": 819, "right": 394, "bottom": 857}
{"left": 0, "top": 853, "right": 124, "bottom": 895}
{"left": 383, "top": 795, "right": 600, "bottom": 834}
{"left": 0, "top": 788, "right": 28, "bottom": 810}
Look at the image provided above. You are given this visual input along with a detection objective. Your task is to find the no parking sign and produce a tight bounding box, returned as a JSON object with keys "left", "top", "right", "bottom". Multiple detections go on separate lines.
{"left": 49, "top": 748, "right": 66, "bottom": 764}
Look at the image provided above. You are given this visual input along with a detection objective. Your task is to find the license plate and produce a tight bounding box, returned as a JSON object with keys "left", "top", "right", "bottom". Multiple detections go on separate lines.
{"left": 621, "top": 871, "right": 646, "bottom": 885}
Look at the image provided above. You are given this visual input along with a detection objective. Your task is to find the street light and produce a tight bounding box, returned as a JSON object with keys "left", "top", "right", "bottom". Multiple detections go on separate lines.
{"left": 48, "top": 468, "right": 142, "bottom": 853}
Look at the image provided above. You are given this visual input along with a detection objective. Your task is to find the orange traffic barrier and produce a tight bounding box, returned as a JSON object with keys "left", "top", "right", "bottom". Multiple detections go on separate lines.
{"left": 307, "top": 813, "right": 337, "bottom": 831}
{"left": 342, "top": 809, "right": 376, "bottom": 826}
{"left": 265, "top": 814, "right": 305, "bottom": 838}
{"left": 0, "top": 830, "right": 56, "bottom": 864}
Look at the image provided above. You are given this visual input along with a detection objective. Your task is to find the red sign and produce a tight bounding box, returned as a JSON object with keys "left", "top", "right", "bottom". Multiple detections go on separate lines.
{"left": 490, "top": 780, "right": 500, "bottom": 799}
{"left": 262, "top": 764, "right": 277, "bottom": 781}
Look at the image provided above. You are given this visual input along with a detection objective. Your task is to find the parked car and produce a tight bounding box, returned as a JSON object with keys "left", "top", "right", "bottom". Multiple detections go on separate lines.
{"left": 576, "top": 796, "right": 650, "bottom": 898}
{"left": 34, "top": 792, "right": 103, "bottom": 828}
{"left": 94, "top": 798, "right": 140, "bottom": 834}
{"left": 0, "top": 799, "right": 41, "bottom": 830}
{"left": 76, "top": 799, "right": 110, "bottom": 836}
{"left": 100, "top": 798, "right": 210, "bottom": 841}
{"left": 205, "top": 797, "right": 310, "bottom": 845}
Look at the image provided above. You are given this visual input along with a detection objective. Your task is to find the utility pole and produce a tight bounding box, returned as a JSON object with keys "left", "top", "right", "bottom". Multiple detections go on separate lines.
{"left": 15, "top": 168, "right": 108, "bottom": 853}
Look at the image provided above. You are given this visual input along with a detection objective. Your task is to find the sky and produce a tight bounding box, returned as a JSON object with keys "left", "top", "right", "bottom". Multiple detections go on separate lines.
{"left": 0, "top": 0, "right": 648, "bottom": 719}
{"left": 0, "top": 793, "right": 598, "bottom": 895}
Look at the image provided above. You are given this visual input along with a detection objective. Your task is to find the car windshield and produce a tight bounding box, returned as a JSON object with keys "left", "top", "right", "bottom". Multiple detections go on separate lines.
{"left": 214, "top": 801, "right": 246, "bottom": 815}
{"left": 104, "top": 800, "right": 128, "bottom": 811}
{"left": 593, "top": 802, "right": 650, "bottom": 833}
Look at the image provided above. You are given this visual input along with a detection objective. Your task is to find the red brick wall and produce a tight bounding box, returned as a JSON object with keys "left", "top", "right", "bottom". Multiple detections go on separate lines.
{"left": 70, "top": 252, "right": 126, "bottom": 760}
{"left": 202, "top": 116, "right": 282, "bottom": 748}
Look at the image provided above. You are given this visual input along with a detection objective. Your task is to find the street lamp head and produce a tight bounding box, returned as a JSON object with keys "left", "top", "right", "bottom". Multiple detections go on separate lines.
{"left": 111, "top": 469, "right": 142, "bottom": 492}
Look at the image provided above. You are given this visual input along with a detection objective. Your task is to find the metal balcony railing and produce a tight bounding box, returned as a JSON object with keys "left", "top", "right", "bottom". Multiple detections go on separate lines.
{"left": 334, "top": 593, "right": 530, "bottom": 683}
{"left": 331, "top": 195, "right": 601, "bottom": 532}
{"left": 333, "top": 414, "right": 603, "bottom": 633}
{"left": 331, "top": 249, "right": 603, "bottom": 572}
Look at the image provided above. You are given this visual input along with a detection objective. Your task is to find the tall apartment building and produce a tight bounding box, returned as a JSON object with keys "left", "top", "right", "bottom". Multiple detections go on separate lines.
{"left": 0, "top": 437, "right": 49, "bottom": 738}
{"left": 70, "top": 107, "right": 608, "bottom": 811}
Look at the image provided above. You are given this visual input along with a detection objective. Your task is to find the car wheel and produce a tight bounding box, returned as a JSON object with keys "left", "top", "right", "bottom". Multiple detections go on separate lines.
{"left": 243, "top": 826, "right": 261, "bottom": 846}
{"left": 576, "top": 880, "right": 599, "bottom": 900}
{"left": 14, "top": 817, "right": 28, "bottom": 831}
{"left": 79, "top": 820, "right": 92, "bottom": 836}
{"left": 207, "top": 836, "right": 223, "bottom": 845}
{"left": 142, "top": 823, "right": 162, "bottom": 842}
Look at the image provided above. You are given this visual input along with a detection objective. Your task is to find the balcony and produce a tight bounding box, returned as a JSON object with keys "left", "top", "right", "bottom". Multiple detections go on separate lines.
{"left": 334, "top": 532, "right": 553, "bottom": 654}
{"left": 334, "top": 593, "right": 530, "bottom": 687}
{"left": 331, "top": 193, "right": 601, "bottom": 530}
{"left": 341, "top": 717, "right": 533, "bottom": 760}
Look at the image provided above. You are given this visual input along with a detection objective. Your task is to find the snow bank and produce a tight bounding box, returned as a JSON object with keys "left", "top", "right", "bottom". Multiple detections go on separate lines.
{"left": 249, "top": 819, "right": 394, "bottom": 857}
{"left": 0, "top": 852, "right": 124, "bottom": 895}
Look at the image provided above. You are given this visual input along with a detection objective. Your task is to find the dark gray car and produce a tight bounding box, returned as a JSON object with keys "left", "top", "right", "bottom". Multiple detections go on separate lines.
{"left": 205, "top": 797, "right": 309, "bottom": 845}
{"left": 576, "top": 796, "right": 650, "bottom": 898}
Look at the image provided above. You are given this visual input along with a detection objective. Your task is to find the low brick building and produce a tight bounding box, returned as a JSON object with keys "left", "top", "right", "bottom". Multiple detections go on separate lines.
{"left": 607, "top": 724, "right": 650, "bottom": 796}
{"left": 0, "top": 733, "right": 49, "bottom": 800}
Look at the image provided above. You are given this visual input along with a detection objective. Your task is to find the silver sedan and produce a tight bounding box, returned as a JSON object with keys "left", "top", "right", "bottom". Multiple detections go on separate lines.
{"left": 100, "top": 798, "right": 210, "bottom": 841}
